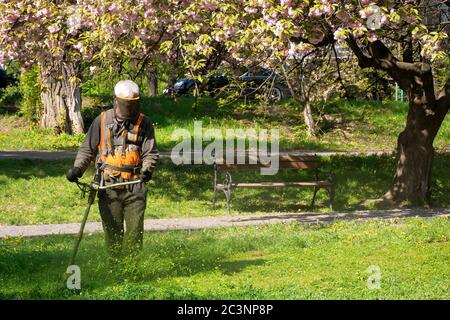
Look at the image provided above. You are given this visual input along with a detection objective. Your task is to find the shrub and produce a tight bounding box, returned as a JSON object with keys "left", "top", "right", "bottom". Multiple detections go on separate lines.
{"left": 81, "top": 96, "right": 109, "bottom": 129}
{"left": 19, "top": 66, "right": 41, "bottom": 122}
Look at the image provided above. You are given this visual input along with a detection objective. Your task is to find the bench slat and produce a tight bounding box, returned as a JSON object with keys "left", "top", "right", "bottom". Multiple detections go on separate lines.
{"left": 215, "top": 155, "right": 318, "bottom": 162}
{"left": 217, "top": 161, "right": 320, "bottom": 171}
{"left": 215, "top": 155, "right": 320, "bottom": 171}
{"left": 217, "top": 181, "right": 332, "bottom": 189}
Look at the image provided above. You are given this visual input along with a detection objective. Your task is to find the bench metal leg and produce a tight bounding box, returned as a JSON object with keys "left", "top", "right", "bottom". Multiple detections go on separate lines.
{"left": 212, "top": 168, "right": 218, "bottom": 209}
{"left": 310, "top": 186, "right": 319, "bottom": 209}
{"left": 222, "top": 187, "right": 231, "bottom": 216}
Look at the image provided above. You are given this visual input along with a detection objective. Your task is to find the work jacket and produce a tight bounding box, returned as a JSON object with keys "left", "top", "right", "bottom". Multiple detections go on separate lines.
{"left": 74, "top": 109, "right": 159, "bottom": 182}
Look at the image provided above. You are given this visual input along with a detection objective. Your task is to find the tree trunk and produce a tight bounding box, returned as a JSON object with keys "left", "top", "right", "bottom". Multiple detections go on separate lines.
{"left": 384, "top": 90, "right": 447, "bottom": 206}
{"left": 39, "top": 61, "right": 84, "bottom": 134}
{"left": 342, "top": 38, "right": 450, "bottom": 207}
{"left": 167, "top": 69, "right": 177, "bottom": 99}
{"left": 146, "top": 65, "right": 158, "bottom": 97}
{"left": 303, "top": 102, "right": 317, "bottom": 138}
{"left": 280, "top": 66, "right": 317, "bottom": 138}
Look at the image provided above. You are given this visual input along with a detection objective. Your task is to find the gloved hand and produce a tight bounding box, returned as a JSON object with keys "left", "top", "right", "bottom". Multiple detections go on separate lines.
{"left": 140, "top": 170, "right": 153, "bottom": 183}
{"left": 66, "top": 167, "right": 82, "bottom": 183}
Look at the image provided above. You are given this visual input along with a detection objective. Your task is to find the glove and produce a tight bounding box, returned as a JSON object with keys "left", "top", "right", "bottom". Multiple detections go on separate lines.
{"left": 66, "top": 167, "right": 82, "bottom": 183}
{"left": 140, "top": 170, "right": 153, "bottom": 183}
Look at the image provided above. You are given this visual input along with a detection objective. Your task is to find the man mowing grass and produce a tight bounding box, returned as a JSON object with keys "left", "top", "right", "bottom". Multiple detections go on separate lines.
{"left": 66, "top": 80, "right": 159, "bottom": 258}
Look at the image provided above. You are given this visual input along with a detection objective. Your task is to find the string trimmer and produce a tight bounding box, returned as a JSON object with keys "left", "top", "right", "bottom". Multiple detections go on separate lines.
{"left": 69, "top": 169, "right": 142, "bottom": 266}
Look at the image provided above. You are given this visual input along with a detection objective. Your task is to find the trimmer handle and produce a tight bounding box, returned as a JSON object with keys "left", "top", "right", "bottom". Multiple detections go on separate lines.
{"left": 97, "top": 180, "right": 142, "bottom": 190}
{"left": 76, "top": 180, "right": 142, "bottom": 191}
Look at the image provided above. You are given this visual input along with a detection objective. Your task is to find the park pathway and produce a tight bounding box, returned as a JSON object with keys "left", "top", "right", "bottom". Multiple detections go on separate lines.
{"left": 1, "top": 148, "right": 450, "bottom": 161}
{"left": 0, "top": 208, "right": 448, "bottom": 238}
{"left": 0, "top": 149, "right": 398, "bottom": 160}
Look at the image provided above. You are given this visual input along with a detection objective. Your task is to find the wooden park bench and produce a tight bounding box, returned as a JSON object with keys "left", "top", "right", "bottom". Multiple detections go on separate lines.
{"left": 211, "top": 154, "right": 335, "bottom": 215}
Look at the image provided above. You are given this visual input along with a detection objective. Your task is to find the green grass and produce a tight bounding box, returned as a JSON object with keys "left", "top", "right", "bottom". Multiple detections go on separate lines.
{"left": 0, "top": 116, "right": 85, "bottom": 150}
{"left": 0, "top": 218, "right": 449, "bottom": 299}
{"left": 326, "top": 100, "right": 450, "bottom": 150}
{"left": 1, "top": 97, "right": 448, "bottom": 151}
{"left": 1, "top": 155, "right": 450, "bottom": 226}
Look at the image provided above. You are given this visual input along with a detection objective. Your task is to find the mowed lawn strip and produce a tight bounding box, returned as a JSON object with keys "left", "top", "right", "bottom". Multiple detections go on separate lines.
{"left": 0, "top": 218, "right": 449, "bottom": 299}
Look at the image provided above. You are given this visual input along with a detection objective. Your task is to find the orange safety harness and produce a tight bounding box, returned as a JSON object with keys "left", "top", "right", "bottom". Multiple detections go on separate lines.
{"left": 98, "top": 109, "right": 144, "bottom": 181}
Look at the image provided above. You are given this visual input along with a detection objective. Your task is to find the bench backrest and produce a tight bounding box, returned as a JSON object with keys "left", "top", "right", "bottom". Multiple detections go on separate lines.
{"left": 215, "top": 155, "right": 320, "bottom": 171}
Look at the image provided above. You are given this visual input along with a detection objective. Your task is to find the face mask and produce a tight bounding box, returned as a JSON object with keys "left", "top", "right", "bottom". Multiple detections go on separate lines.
{"left": 114, "top": 96, "right": 140, "bottom": 121}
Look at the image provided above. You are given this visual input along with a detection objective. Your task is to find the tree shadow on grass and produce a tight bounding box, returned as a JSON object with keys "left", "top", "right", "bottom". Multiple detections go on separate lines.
{"left": 152, "top": 156, "right": 392, "bottom": 213}
{"left": 1, "top": 154, "right": 449, "bottom": 218}
{"left": 152, "top": 158, "right": 332, "bottom": 211}
{"left": 151, "top": 160, "right": 214, "bottom": 202}
{"left": 157, "top": 154, "right": 450, "bottom": 212}
{"left": 229, "top": 190, "right": 328, "bottom": 213}
{"left": 0, "top": 159, "right": 73, "bottom": 180}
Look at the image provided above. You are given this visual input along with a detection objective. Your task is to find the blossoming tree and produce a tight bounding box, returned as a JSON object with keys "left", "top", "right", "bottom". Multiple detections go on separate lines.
{"left": 1, "top": 0, "right": 449, "bottom": 205}
{"left": 0, "top": 0, "right": 89, "bottom": 133}
{"left": 0, "top": 0, "right": 178, "bottom": 132}
{"left": 175, "top": 0, "right": 449, "bottom": 206}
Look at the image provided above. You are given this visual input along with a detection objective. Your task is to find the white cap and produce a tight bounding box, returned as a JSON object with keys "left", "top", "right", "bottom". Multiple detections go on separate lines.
{"left": 114, "top": 80, "right": 140, "bottom": 100}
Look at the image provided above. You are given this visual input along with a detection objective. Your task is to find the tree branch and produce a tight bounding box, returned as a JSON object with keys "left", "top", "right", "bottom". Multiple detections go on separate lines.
{"left": 345, "top": 35, "right": 375, "bottom": 68}
{"left": 402, "top": 34, "right": 414, "bottom": 63}
{"left": 346, "top": 36, "right": 437, "bottom": 102}
{"left": 290, "top": 27, "right": 335, "bottom": 48}
{"left": 332, "top": 43, "right": 354, "bottom": 104}
{"left": 288, "top": 48, "right": 320, "bottom": 75}
{"left": 368, "top": 40, "right": 428, "bottom": 76}
{"left": 346, "top": 36, "right": 431, "bottom": 76}
{"left": 281, "top": 61, "right": 304, "bottom": 103}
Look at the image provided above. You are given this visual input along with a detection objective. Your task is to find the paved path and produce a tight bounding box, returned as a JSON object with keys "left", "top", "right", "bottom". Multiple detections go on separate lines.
{"left": 0, "top": 149, "right": 399, "bottom": 161}
{"left": 0, "top": 208, "right": 448, "bottom": 238}
{"left": 0, "top": 149, "right": 393, "bottom": 161}
{"left": 1, "top": 148, "right": 450, "bottom": 161}
{"left": 0, "top": 150, "right": 77, "bottom": 160}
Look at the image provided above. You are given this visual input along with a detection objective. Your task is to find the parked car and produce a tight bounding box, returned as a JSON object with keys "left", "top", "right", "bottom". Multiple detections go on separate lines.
{"left": 163, "top": 68, "right": 291, "bottom": 102}
{"left": 240, "top": 68, "right": 291, "bottom": 102}
{"left": 162, "top": 76, "right": 230, "bottom": 96}
{"left": 162, "top": 78, "right": 197, "bottom": 96}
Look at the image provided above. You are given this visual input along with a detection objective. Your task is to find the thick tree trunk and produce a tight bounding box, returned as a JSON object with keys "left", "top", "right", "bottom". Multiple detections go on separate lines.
{"left": 342, "top": 38, "right": 450, "bottom": 207}
{"left": 384, "top": 90, "right": 447, "bottom": 206}
{"left": 303, "top": 102, "right": 317, "bottom": 138}
{"left": 146, "top": 65, "right": 158, "bottom": 97}
{"left": 39, "top": 61, "right": 84, "bottom": 134}
{"left": 385, "top": 123, "right": 435, "bottom": 206}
